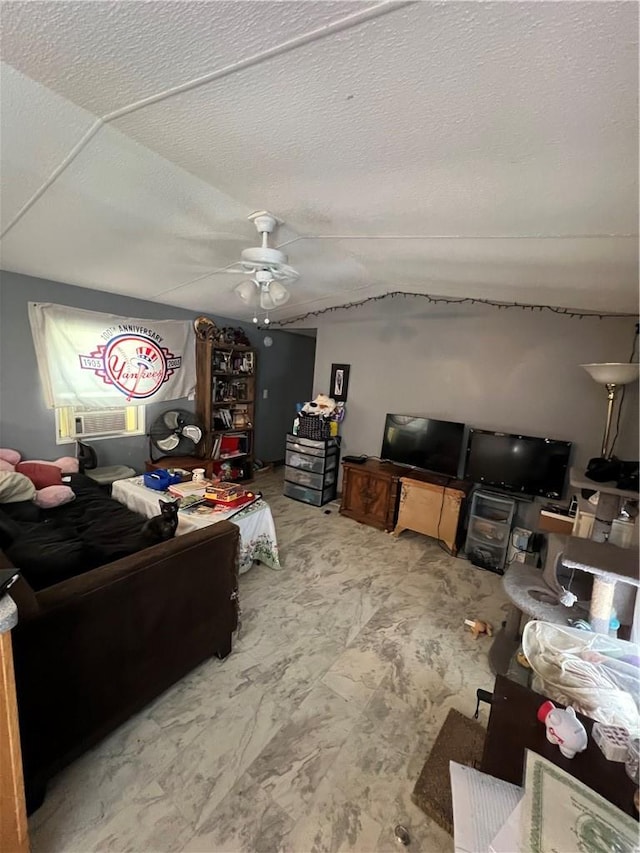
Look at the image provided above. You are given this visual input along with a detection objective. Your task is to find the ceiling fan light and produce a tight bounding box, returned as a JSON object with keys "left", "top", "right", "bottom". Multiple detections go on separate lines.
{"left": 259, "top": 284, "right": 290, "bottom": 310}
{"left": 259, "top": 290, "right": 276, "bottom": 310}
{"left": 235, "top": 280, "right": 257, "bottom": 304}
{"left": 269, "top": 281, "right": 290, "bottom": 306}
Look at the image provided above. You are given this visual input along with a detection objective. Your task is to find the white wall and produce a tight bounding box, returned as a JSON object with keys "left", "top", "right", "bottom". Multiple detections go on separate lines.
{"left": 311, "top": 297, "right": 638, "bottom": 474}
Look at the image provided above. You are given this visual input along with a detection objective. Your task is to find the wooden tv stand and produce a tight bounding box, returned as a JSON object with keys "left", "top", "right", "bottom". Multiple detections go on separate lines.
{"left": 339, "top": 460, "right": 471, "bottom": 552}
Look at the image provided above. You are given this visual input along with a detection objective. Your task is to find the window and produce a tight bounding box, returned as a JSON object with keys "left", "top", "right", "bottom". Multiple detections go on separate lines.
{"left": 55, "top": 405, "right": 146, "bottom": 444}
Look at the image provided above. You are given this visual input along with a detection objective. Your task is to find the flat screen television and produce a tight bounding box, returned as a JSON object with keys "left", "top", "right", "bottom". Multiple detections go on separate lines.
{"left": 465, "top": 429, "right": 572, "bottom": 499}
{"left": 380, "top": 414, "right": 465, "bottom": 478}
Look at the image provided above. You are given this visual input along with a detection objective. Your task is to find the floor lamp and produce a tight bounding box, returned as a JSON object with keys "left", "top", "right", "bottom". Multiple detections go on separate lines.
{"left": 579, "top": 363, "right": 639, "bottom": 633}
{"left": 581, "top": 362, "right": 639, "bottom": 459}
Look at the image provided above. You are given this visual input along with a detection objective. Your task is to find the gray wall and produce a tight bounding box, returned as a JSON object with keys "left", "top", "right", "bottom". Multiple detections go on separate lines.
{"left": 311, "top": 297, "right": 639, "bottom": 479}
{"left": 0, "top": 270, "right": 314, "bottom": 469}
{"left": 253, "top": 330, "right": 315, "bottom": 462}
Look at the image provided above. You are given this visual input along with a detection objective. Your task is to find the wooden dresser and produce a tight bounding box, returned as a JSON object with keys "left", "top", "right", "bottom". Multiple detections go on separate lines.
{"left": 340, "top": 460, "right": 405, "bottom": 531}
{"left": 339, "top": 459, "right": 471, "bottom": 550}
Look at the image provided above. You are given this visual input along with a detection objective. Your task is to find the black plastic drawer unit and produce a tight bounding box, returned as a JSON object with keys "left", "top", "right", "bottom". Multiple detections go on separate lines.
{"left": 283, "top": 433, "right": 339, "bottom": 506}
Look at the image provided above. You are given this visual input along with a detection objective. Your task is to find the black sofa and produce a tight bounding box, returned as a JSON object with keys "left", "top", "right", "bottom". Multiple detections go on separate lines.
{"left": 2, "top": 474, "right": 239, "bottom": 811}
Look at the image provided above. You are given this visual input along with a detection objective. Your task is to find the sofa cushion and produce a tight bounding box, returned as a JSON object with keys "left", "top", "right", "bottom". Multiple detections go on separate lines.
{"left": 15, "top": 462, "right": 63, "bottom": 490}
{"left": 0, "top": 472, "right": 36, "bottom": 503}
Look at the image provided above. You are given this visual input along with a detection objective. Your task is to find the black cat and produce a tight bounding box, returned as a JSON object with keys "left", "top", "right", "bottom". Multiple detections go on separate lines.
{"left": 141, "top": 500, "right": 179, "bottom": 543}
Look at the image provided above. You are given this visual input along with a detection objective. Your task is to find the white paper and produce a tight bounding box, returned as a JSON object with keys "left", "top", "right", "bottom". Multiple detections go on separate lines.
{"left": 450, "top": 762, "right": 524, "bottom": 853}
{"left": 489, "top": 801, "right": 523, "bottom": 853}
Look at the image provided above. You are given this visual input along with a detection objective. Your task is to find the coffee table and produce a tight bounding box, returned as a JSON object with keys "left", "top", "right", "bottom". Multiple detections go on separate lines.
{"left": 112, "top": 476, "right": 281, "bottom": 575}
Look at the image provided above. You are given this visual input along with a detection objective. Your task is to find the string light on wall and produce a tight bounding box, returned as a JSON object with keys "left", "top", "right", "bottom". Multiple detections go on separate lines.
{"left": 267, "top": 291, "right": 637, "bottom": 328}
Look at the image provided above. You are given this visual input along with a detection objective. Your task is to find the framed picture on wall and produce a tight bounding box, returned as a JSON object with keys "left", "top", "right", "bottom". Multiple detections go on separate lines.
{"left": 330, "top": 363, "right": 350, "bottom": 402}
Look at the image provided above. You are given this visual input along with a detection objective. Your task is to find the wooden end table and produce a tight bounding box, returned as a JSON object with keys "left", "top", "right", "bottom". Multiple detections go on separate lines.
{"left": 481, "top": 675, "right": 638, "bottom": 819}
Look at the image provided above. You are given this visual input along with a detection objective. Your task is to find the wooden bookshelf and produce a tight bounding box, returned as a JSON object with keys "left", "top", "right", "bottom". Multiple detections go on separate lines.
{"left": 195, "top": 318, "right": 256, "bottom": 483}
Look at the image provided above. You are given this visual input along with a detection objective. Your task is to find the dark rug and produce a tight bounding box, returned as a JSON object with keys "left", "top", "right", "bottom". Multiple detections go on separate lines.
{"left": 411, "top": 708, "right": 486, "bottom": 836}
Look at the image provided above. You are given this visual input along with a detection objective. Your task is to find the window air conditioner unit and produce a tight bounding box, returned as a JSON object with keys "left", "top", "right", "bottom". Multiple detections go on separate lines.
{"left": 73, "top": 408, "right": 128, "bottom": 438}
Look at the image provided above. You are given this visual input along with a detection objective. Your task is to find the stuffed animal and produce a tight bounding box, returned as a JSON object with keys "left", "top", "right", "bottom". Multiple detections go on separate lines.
{"left": 464, "top": 618, "right": 494, "bottom": 639}
{"left": 301, "top": 394, "right": 337, "bottom": 418}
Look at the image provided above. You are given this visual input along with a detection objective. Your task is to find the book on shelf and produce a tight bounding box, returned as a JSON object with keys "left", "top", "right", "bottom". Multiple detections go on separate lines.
{"left": 211, "top": 431, "right": 249, "bottom": 460}
{"left": 213, "top": 407, "right": 252, "bottom": 430}
{"left": 213, "top": 408, "right": 233, "bottom": 430}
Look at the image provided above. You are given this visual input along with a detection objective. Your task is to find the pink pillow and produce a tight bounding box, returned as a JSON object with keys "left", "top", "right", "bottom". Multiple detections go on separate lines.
{"left": 0, "top": 459, "right": 15, "bottom": 472}
{"left": 29, "top": 457, "right": 79, "bottom": 475}
{"left": 34, "top": 485, "right": 75, "bottom": 509}
{"left": 0, "top": 449, "right": 21, "bottom": 466}
{"left": 15, "top": 462, "right": 63, "bottom": 490}
{"left": 54, "top": 456, "right": 79, "bottom": 474}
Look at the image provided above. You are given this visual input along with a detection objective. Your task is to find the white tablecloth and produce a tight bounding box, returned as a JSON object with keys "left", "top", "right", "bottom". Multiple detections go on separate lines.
{"left": 112, "top": 476, "right": 281, "bottom": 574}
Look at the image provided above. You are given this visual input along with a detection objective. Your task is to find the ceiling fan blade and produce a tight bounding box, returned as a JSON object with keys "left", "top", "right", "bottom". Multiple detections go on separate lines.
{"left": 212, "top": 262, "right": 247, "bottom": 275}
{"left": 176, "top": 231, "right": 250, "bottom": 242}
{"left": 156, "top": 433, "right": 181, "bottom": 452}
{"left": 270, "top": 263, "right": 300, "bottom": 282}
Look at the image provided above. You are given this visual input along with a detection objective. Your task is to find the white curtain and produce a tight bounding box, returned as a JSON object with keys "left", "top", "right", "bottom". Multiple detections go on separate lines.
{"left": 28, "top": 302, "right": 196, "bottom": 409}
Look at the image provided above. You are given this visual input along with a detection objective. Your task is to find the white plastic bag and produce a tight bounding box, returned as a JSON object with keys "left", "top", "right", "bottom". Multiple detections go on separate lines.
{"left": 522, "top": 621, "right": 640, "bottom": 736}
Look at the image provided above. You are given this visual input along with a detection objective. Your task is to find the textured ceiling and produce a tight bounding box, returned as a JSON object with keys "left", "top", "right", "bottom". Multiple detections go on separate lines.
{"left": 1, "top": 0, "right": 638, "bottom": 321}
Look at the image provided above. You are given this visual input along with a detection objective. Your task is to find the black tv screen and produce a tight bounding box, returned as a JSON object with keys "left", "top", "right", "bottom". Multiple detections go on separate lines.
{"left": 465, "top": 429, "right": 572, "bottom": 499}
{"left": 380, "top": 414, "right": 465, "bottom": 477}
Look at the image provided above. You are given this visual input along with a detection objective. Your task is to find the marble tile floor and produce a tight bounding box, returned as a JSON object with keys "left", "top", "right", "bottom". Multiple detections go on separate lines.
{"left": 29, "top": 471, "right": 510, "bottom": 853}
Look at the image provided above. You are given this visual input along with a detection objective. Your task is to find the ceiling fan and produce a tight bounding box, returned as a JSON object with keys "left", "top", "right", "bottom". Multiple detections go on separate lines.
{"left": 218, "top": 211, "right": 300, "bottom": 324}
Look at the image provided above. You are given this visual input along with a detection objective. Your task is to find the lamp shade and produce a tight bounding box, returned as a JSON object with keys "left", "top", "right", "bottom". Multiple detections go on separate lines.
{"left": 259, "top": 281, "right": 290, "bottom": 310}
{"left": 235, "top": 280, "right": 258, "bottom": 305}
{"left": 581, "top": 363, "right": 640, "bottom": 385}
